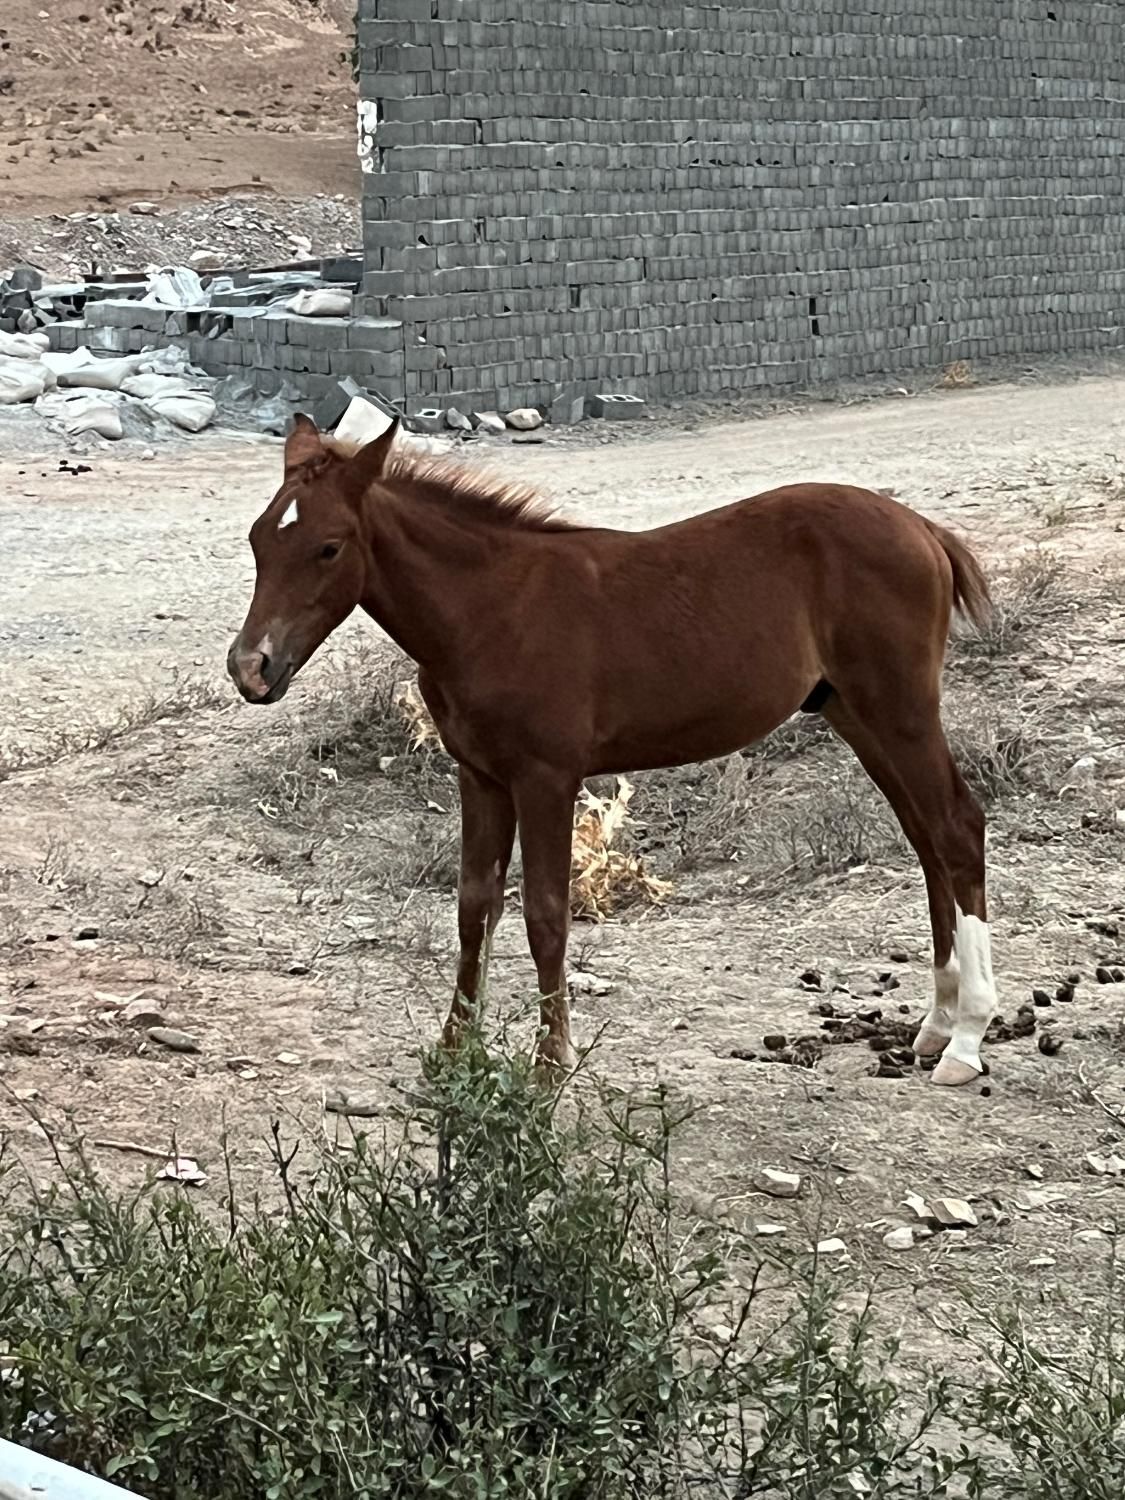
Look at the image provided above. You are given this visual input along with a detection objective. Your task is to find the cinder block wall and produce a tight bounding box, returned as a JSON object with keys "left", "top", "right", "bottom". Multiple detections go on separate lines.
{"left": 357, "top": 0, "right": 1125, "bottom": 414}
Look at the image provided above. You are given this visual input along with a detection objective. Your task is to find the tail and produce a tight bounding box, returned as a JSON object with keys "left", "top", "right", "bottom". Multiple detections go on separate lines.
{"left": 924, "top": 519, "right": 991, "bottom": 628}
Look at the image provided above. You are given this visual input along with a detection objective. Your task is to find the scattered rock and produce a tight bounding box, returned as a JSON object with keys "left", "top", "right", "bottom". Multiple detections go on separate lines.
{"left": 883, "top": 1226, "right": 915, "bottom": 1251}
{"left": 474, "top": 411, "right": 507, "bottom": 435}
{"left": 1085, "top": 1152, "right": 1125, "bottom": 1177}
{"left": 798, "top": 968, "right": 823, "bottom": 990}
{"left": 1075, "top": 1228, "right": 1110, "bottom": 1244}
{"left": 929, "top": 1197, "right": 978, "bottom": 1228}
{"left": 755, "top": 1168, "right": 802, "bottom": 1199}
{"left": 122, "top": 997, "right": 166, "bottom": 1028}
{"left": 1024, "top": 1163, "right": 1044, "bottom": 1181}
{"left": 129, "top": 201, "right": 160, "bottom": 216}
{"left": 1032, "top": 988, "right": 1053, "bottom": 1007}
{"left": 1055, "top": 984, "right": 1075, "bottom": 1004}
{"left": 157, "top": 1156, "right": 208, "bottom": 1187}
{"left": 74, "top": 924, "right": 99, "bottom": 940}
{"left": 755, "top": 1222, "right": 786, "bottom": 1237}
{"left": 1095, "top": 966, "right": 1121, "bottom": 985}
{"left": 567, "top": 970, "right": 613, "bottom": 997}
{"left": 505, "top": 407, "right": 543, "bottom": 430}
{"left": 147, "top": 1026, "right": 200, "bottom": 1054}
{"left": 903, "top": 1193, "right": 931, "bottom": 1220}
{"left": 444, "top": 407, "right": 472, "bottom": 432}
{"left": 888, "top": 948, "right": 910, "bottom": 963}
{"left": 730, "top": 1047, "right": 757, "bottom": 1062}
{"left": 815, "top": 1238, "right": 847, "bottom": 1256}
{"left": 276, "top": 1051, "right": 303, "bottom": 1067}
{"left": 762, "top": 1033, "right": 788, "bottom": 1051}
{"left": 672, "top": 1017, "right": 690, "bottom": 1032}
{"left": 286, "top": 961, "right": 310, "bottom": 977}
{"left": 1038, "top": 1032, "right": 1064, "bottom": 1057}
{"left": 324, "top": 1089, "right": 383, "bottom": 1118}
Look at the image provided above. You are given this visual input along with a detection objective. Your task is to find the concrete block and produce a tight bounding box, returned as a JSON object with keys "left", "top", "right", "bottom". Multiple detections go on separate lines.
{"left": 587, "top": 393, "right": 648, "bottom": 420}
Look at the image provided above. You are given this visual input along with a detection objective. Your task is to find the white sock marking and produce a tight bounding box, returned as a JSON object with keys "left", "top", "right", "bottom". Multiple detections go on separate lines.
{"left": 916, "top": 954, "right": 959, "bottom": 1048}
{"left": 279, "top": 498, "right": 299, "bottom": 529}
{"left": 943, "top": 908, "right": 996, "bottom": 1072}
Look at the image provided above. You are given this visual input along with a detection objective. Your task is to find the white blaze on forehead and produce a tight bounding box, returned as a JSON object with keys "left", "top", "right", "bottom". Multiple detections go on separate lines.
{"left": 279, "top": 497, "right": 299, "bottom": 530}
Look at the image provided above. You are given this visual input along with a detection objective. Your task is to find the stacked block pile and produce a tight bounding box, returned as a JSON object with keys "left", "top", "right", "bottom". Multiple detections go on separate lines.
{"left": 358, "top": 0, "right": 1125, "bottom": 413}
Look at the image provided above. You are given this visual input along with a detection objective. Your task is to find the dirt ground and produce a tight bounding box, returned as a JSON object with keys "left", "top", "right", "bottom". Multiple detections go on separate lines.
{"left": 2, "top": 374, "right": 1125, "bottom": 1347}
{"left": 0, "top": 0, "right": 358, "bottom": 277}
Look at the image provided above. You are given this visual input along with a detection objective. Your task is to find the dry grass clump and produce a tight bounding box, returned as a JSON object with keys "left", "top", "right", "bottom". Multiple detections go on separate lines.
{"left": 570, "top": 777, "right": 671, "bottom": 921}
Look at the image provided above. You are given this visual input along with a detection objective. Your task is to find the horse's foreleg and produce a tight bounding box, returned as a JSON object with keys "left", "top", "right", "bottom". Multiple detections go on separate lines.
{"left": 444, "top": 764, "right": 516, "bottom": 1047}
{"left": 513, "top": 768, "right": 581, "bottom": 1072}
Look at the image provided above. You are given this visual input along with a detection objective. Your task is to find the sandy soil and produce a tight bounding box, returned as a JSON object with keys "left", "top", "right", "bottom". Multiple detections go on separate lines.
{"left": 2, "top": 375, "right": 1125, "bottom": 1337}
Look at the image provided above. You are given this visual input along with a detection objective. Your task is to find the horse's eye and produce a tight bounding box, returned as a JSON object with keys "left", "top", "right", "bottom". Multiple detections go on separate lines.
{"left": 319, "top": 542, "right": 342, "bottom": 562}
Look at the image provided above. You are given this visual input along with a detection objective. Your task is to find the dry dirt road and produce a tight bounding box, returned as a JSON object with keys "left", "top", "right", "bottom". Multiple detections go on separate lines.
{"left": 2, "top": 375, "right": 1125, "bottom": 1352}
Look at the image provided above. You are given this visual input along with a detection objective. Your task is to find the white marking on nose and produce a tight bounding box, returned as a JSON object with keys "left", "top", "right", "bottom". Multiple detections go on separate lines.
{"left": 279, "top": 498, "right": 299, "bottom": 529}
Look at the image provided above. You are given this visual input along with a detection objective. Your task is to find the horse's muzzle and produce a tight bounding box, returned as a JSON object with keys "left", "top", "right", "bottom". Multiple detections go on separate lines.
{"left": 227, "top": 639, "right": 294, "bottom": 704}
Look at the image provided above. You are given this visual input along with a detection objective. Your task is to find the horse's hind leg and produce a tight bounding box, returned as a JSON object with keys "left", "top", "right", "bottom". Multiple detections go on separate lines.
{"left": 823, "top": 694, "right": 995, "bottom": 1086}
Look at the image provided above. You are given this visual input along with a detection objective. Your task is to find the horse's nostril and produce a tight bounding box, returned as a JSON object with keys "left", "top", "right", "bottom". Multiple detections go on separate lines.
{"left": 259, "top": 652, "right": 272, "bottom": 681}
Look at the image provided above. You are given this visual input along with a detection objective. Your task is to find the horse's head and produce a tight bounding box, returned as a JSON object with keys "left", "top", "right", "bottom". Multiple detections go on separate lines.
{"left": 227, "top": 413, "right": 398, "bottom": 703}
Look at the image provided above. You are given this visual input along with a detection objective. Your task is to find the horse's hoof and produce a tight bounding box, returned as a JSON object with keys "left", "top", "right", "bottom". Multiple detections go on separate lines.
{"left": 535, "top": 1039, "right": 578, "bottom": 1081}
{"left": 931, "top": 1053, "right": 983, "bottom": 1087}
{"left": 912, "top": 1021, "right": 952, "bottom": 1058}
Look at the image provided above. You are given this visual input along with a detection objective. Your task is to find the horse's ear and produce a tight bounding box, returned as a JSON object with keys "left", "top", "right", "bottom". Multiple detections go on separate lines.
{"left": 284, "top": 413, "right": 323, "bottom": 474}
{"left": 341, "top": 417, "right": 400, "bottom": 502}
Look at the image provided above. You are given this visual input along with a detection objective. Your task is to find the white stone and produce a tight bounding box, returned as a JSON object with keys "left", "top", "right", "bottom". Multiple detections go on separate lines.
{"left": 883, "top": 1226, "right": 916, "bottom": 1251}
{"left": 755, "top": 1168, "right": 802, "bottom": 1199}
{"left": 930, "top": 1197, "right": 978, "bottom": 1228}
{"left": 505, "top": 407, "right": 543, "bottom": 430}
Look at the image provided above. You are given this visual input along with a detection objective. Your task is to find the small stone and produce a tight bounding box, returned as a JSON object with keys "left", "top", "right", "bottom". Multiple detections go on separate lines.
{"left": 286, "top": 962, "right": 310, "bottom": 977}
{"left": 1066, "top": 971, "right": 1081, "bottom": 986}
{"left": 324, "top": 1089, "right": 383, "bottom": 1118}
{"left": 141, "top": 448, "right": 157, "bottom": 461}
{"left": 474, "top": 411, "right": 506, "bottom": 435}
{"left": 1055, "top": 984, "right": 1075, "bottom": 1003}
{"left": 1024, "top": 1163, "right": 1044, "bottom": 1180}
{"left": 444, "top": 407, "right": 472, "bottom": 432}
{"left": 856, "top": 1006, "right": 882, "bottom": 1023}
{"left": 1114, "top": 968, "right": 1125, "bottom": 984}
{"left": 1032, "top": 989, "right": 1053, "bottom": 1007}
{"left": 1038, "top": 1033, "right": 1064, "bottom": 1057}
{"left": 147, "top": 1027, "right": 200, "bottom": 1054}
{"left": 798, "top": 968, "right": 823, "bottom": 990}
{"left": 1028, "top": 1254, "right": 1057, "bottom": 1268}
{"left": 1096, "top": 967, "right": 1115, "bottom": 984}
{"left": 672, "top": 1017, "right": 689, "bottom": 1031}
{"left": 877, "top": 973, "right": 900, "bottom": 990}
{"left": 883, "top": 1226, "right": 915, "bottom": 1251}
{"left": 129, "top": 200, "right": 159, "bottom": 215}
{"left": 276, "top": 1051, "right": 302, "bottom": 1067}
{"left": 815, "top": 1238, "right": 847, "bottom": 1256}
{"left": 1075, "top": 1229, "right": 1109, "bottom": 1244}
{"left": 929, "top": 1197, "right": 978, "bottom": 1228}
{"left": 729, "top": 1047, "right": 757, "bottom": 1062}
{"left": 568, "top": 970, "right": 613, "bottom": 997}
{"left": 138, "top": 868, "right": 163, "bottom": 888}
{"left": 505, "top": 407, "right": 543, "bottom": 431}
{"left": 755, "top": 1168, "right": 801, "bottom": 1199}
{"left": 762, "top": 1033, "right": 788, "bottom": 1051}
{"left": 123, "top": 997, "right": 165, "bottom": 1028}
{"left": 755, "top": 1222, "right": 786, "bottom": 1237}
{"left": 888, "top": 948, "right": 910, "bottom": 963}
{"left": 903, "top": 1193, "right": 931, "bottom": 1220}
{"left": 75, "top": 925, "right": 99, "bottom": 940}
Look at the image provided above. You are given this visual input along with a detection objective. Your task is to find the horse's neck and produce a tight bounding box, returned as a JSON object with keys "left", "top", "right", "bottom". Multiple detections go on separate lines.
{"left": 357, "top": 489, "right": 511, "bottom": 671}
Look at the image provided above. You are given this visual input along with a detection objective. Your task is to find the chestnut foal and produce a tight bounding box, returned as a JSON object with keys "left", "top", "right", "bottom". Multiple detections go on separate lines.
{"left": 229, "top": 416, "right": 995, "bottom": 1086}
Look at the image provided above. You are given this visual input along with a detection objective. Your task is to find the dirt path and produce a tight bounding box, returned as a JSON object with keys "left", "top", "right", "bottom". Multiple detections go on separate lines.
{"left": 2, "top": 375, "right": 1125, "bottom": 1334}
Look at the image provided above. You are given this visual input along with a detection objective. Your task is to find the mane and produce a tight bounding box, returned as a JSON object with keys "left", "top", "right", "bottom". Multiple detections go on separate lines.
{"left": 325, "top": 435, "right": 576, "bottom": 532}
